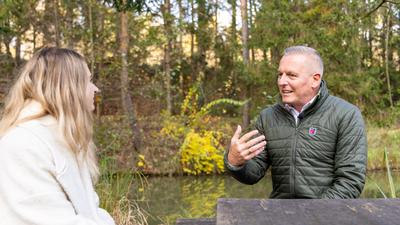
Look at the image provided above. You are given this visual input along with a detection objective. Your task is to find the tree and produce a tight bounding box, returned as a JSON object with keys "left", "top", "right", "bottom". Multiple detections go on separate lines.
{"left": 116, "top": 0, "right": 145, "bottom": 153}
{"left": 161, "top": 0, "right": 174, "bottom": 113}
{"left": 240, "top": 0, "right": 250, "bottom": 127}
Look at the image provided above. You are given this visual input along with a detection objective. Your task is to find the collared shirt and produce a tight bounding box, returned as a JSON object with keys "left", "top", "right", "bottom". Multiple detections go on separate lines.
{"left": 284, "top": 95, "right": 318, "bottom": 125}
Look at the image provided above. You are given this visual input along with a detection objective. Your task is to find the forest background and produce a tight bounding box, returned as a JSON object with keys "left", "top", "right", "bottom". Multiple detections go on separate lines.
{"left": 1, "top": 0, "right": 400, "bottom": 174}
{"left": 1, "top": 0, "right": 400, "bottom": 223}
{"left": 0, "top": 0, "right": 400, "bottom": 174}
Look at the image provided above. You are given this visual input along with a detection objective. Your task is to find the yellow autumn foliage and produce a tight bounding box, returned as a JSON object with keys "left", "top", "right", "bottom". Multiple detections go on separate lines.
{"left": 180, "top": 130, "right": 225, "bottom": 175}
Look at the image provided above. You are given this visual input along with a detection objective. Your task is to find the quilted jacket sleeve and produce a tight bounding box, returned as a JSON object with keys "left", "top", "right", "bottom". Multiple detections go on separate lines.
{"left": 321, "top": 107, "right": 367, "bottom": 199}
{"left": 224, "top": 114, "right": 270, "bottom": 185}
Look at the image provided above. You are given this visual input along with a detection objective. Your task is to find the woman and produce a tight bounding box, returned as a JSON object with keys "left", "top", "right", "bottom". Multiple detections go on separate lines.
{"left": 0, "top": 47, "right": 115, "bottom": 225}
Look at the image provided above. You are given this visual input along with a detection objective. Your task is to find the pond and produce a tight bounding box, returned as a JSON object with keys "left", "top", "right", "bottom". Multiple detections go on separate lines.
{"left": 133, "top": 171, "right": 400, "bottom": 225}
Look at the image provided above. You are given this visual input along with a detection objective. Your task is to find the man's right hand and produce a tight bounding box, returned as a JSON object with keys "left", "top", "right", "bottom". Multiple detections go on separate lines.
{"left": 227, "top": 125, "right": 267, "bottom": 167}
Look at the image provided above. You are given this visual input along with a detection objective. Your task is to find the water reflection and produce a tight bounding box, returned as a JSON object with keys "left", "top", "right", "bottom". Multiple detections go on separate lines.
{"left": 133, "top": 171, "right": 399, "bottom": 225}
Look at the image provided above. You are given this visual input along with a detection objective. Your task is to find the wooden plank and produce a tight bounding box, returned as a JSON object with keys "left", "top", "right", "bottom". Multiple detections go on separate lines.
{"left": 216, "top": 198, "right": 400, "bottom": 225}
{"left": 176, "top": 218, "right": 216, "bottom": 225}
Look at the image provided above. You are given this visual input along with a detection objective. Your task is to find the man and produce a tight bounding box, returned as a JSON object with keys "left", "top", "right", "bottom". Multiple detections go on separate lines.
{"left": 225, "top": 46, "right": 367, "bottom": 199}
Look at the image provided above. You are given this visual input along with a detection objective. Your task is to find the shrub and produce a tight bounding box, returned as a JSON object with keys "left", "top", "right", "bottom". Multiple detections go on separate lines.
{"left": 180, "top": 130, "right": 225, "bottom": 175}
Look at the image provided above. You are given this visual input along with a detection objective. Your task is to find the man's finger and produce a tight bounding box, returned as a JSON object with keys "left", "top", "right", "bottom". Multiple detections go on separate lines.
{"left": 249, "top": 141, "right": 267, "bottom": 152}
{"left": 242, "top": 141, "right": 266, "bottom": 158}
{"left": 244, "top": 147, "right": 265, "bottom": 160}
{"left": 243, "top": 135, "right": 266, "bottom": 149}
{"left": 239, "top": 130, "right": 259, "bottom": 143}
{"left": 232, "top": 125, "right": 242, "bottom": 141}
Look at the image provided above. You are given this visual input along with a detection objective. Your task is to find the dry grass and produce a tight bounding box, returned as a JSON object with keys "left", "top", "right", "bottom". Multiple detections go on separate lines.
{"left": 367, "top": 126, "right": 400, "bottom": 170}
{"left": 96, "top": 172, "right": 149, "bottom": 225}
{"left": 109, "top": 196, "right": 148, "bottom": 225}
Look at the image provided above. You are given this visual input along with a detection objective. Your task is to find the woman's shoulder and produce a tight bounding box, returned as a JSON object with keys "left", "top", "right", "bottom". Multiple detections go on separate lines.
{"left": 0, "top": 121, "right": 53, "bottom": 165}
{"left": 0, "top": 117, "right": 61, "bottom": 157}
{"left": 3, "top": 116, "right": 52, "bottom": 139}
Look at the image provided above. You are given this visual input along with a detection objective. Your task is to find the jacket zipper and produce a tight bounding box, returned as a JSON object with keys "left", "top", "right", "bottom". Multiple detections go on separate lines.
{"left": 280, "top": 106, "right": 300, "bottom": 196}
{"left": 291, "top": 121, "right": 299, "bottom": 195}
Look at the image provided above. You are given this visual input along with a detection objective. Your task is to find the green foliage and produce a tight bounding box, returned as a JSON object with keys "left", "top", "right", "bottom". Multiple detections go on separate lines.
{"left": 199, "top": 98, "right": 248, "bottom": 120}
{"left": 106, "top": 0, "right": 148, "bottom": 12}
{"left": 161, "top": 113, "right": 188, "bottom": 141}
{"left": 180, "top": 84, "right": 247, "bottom": 127}
{"left": 325, "top": 70, "right": 384, "bottom": 115}
{"left": 95, "top": 116, "right": 133, "bottom": 172}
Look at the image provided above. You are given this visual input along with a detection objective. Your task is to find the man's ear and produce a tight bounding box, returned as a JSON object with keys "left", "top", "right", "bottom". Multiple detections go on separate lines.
{"left": 312, "top": 73, "right": 321, "bottom": 89}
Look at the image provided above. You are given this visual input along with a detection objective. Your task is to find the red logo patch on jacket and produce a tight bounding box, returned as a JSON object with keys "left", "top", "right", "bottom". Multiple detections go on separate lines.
{"left": 309, "top": 127, "right": 317, "bottom": 136}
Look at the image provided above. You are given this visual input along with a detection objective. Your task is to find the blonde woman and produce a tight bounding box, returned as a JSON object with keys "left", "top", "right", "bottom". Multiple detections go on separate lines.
{"left": 0, "top": 47, "right": 115, "bottom": 225}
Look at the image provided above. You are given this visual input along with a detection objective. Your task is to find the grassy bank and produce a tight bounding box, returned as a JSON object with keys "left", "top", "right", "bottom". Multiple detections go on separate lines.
{"left": 93, "top": 116, "right": 400, "bottom": 224}
{"left": 95, "top": 115, "right": 400, "bottom": 175}
{"left": 367, "top": 126, "right": 400, "bottom": 170}
{"left": 96, "top": 169, "right": 149, "bottom": 224}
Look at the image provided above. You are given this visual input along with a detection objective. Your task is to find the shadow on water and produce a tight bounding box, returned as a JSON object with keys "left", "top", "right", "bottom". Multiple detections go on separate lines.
{"left": 132, "top": 171, "right": 400, "bottom": 225}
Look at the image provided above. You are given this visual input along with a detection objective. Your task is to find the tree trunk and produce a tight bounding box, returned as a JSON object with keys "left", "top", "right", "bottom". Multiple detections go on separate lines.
{"left": 214, "top": 0, "right": 219, "bottom": 66}
{"left": 162, "top": 0, "right": 173, "bottom": 113}
{"left": 197, "top": 0, "right": 207, "bottom": 82}
{"left": 119, "top": 9, "right": 142, "bottom": 152}
{"left": 214, "top": 0, "right": 218, "bottom": 35}
{"left": 15, "top": 35, "right": 21, "bottom": 67}
{"left": 88, "top": 0, "right": 95, "bottom": 76}
{"left": 229, "top": 0, "right": 238, "bottom": 97}
{"left": 66, "top": 0, "right": 74, "bottom": 49}
{"left": 385, "top": 4, "right": 393, "bottom": 108}
{"left": 241, "top": 0, "right": 250, "bottom": 128}
{"left": 177, "top": 0, "right": 184, "bottom": 96}
{"left": 190, "top": 0, "right": 195, "bottom": 82}
{"left": 230, "top": 0, "right": 237, "bottom": 51}
{"left": 97, "top": 7, "right": 105, "bottom": 118}
{"left": 54, "top": 0, "right": 60, "bottom": 47}
{"left": 190, "top": 0, "right": 195, "bottom": 59}
{"left": 249, "top": 0, "right": 255, "bottom": 62}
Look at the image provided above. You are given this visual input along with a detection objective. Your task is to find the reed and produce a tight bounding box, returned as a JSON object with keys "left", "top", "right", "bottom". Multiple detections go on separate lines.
{"left": 96, "top": 171, "right": 149, "bottom": 225}
{"left": 384, "top": 148, "right": 397, "bottom": 198}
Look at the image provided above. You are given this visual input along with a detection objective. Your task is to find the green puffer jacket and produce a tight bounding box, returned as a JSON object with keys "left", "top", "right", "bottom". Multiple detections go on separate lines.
{"left": 225, "top": 81, "right": 367, "bottom": 199}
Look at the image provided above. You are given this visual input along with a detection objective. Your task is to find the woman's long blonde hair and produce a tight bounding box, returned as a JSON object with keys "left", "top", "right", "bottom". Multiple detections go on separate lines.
{"left": 0, "top": 47, "right": 99, "bottom": 181}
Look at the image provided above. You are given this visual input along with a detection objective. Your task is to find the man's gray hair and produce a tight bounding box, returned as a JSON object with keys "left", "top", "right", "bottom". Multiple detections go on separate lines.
{"left": 283, "top": 46, "right": 324, "bottom": 77}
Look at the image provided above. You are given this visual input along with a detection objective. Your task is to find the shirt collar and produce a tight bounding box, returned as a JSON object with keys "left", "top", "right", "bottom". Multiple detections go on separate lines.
{"left": 284, "top": 94, "right": 318, "bottom": 114}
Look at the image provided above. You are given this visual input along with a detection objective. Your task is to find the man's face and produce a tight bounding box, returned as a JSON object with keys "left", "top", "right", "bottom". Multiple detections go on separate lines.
{"left": 277, "top": 54, "right": 320, "bottom": 111}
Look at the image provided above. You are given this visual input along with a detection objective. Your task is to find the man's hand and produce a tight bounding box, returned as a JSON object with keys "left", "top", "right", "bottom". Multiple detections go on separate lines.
{"left": 227, "top": 125, "right": 267, "bottom": 167}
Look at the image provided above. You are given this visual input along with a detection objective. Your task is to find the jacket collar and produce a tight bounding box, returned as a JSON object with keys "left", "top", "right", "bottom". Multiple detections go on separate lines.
{"left": 278, "top": 80, "right": 330, "bottom": 119}
{"left": 17, "top": 100, "right": 57, "bottom": 126}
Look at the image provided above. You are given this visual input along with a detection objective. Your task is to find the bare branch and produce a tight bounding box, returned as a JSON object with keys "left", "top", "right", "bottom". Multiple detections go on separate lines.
{"left": 364, "top": 0, "right": 387, "bottom": 18}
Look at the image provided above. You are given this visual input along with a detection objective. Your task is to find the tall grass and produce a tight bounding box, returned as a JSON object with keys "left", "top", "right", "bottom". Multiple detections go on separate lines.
{"left": 367, "top": 148, "right": 398, "bottom": 199}
{"left": 95, "top": 117, "right": 149, "bottom": 225}
{"left": 367, "top": 126, "right": 400, "bottom": 170}
{"left": 384, "top": 148, "right": 397, "bottom": 198}
{"left": 96, "top": 172, "right": 148, "bottom": 225}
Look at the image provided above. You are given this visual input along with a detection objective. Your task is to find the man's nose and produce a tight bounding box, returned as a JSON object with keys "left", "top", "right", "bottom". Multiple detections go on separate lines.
{"left": 278, "top": 74, "right": 288, "bottom": 86}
